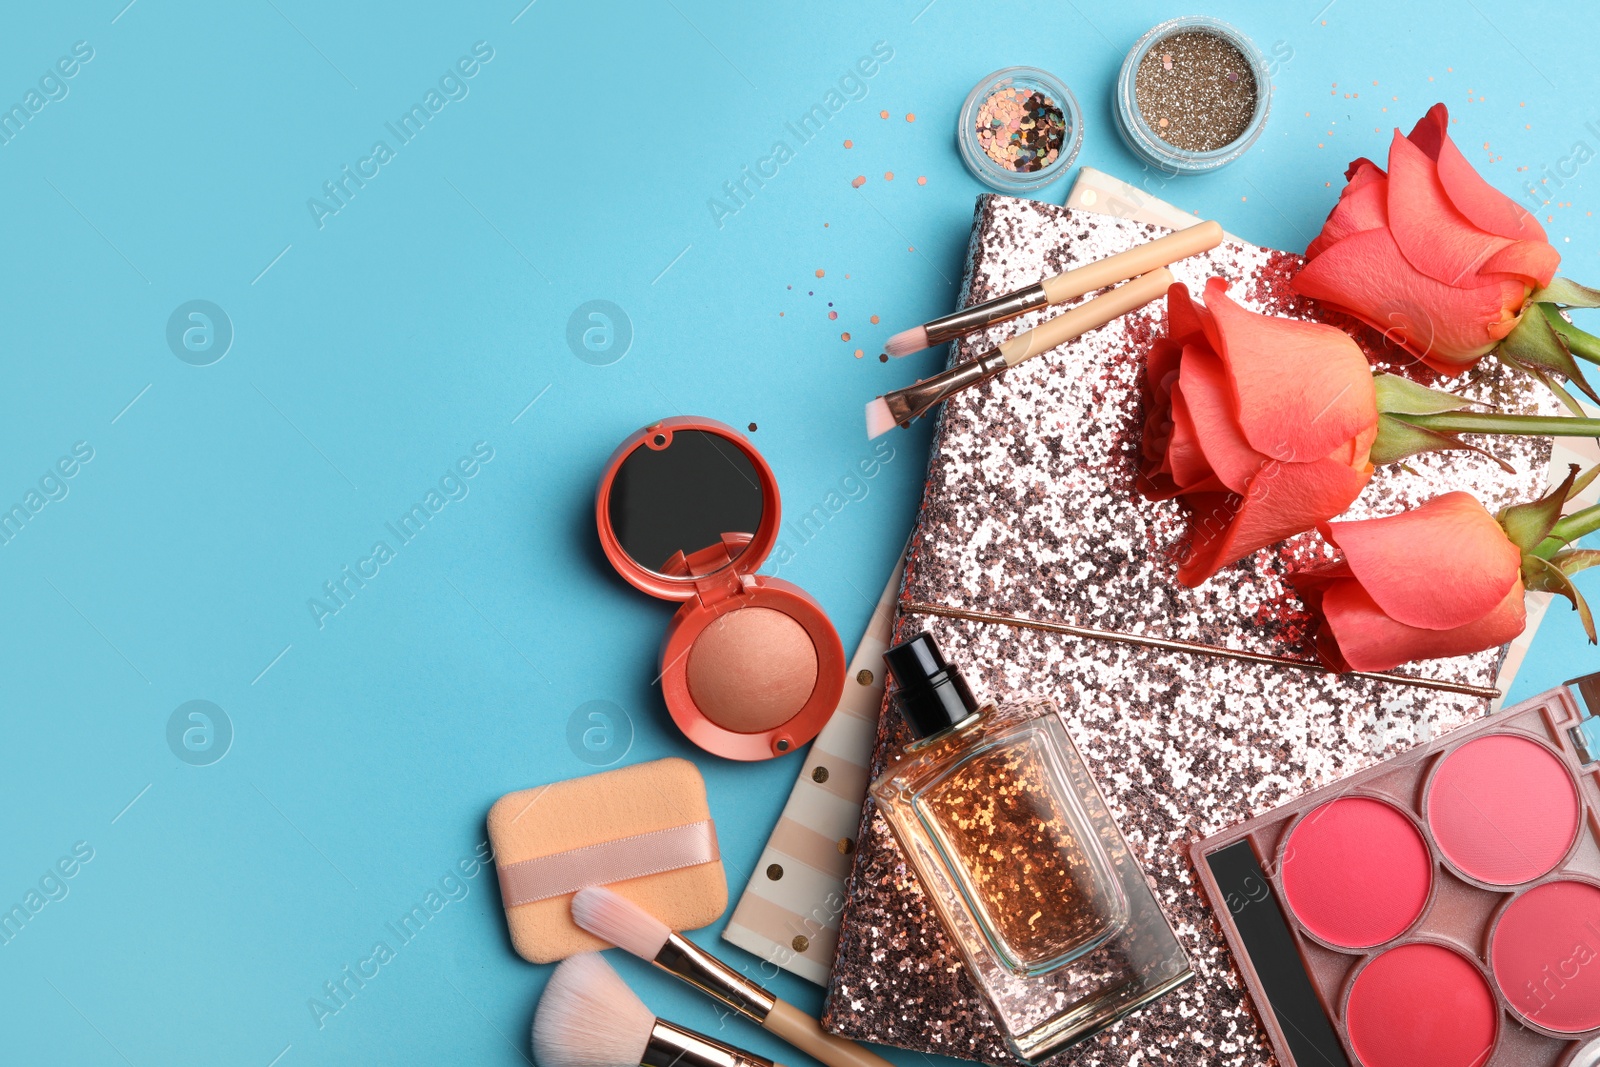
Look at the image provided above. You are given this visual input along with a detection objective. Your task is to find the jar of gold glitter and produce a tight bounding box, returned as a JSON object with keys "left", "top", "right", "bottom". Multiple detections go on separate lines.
{"left": 957, "top": 66, "right": 1082, "bottom": 193}
{"left": 1114, "top": 15, "right": 1271, "bottom": 175}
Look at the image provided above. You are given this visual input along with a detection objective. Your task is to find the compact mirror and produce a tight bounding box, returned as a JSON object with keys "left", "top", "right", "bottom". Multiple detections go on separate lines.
{"left": 607, "top": 428, "right": 765, "bottom": 577}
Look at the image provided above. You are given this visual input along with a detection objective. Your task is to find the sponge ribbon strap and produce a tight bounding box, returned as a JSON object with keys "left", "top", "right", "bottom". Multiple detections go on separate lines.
{"left": 497, "top": 820, "right": 720, "bottom": 907}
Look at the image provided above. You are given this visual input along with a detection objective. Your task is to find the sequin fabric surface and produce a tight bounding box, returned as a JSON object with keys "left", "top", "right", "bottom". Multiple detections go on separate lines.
{"left": 820, "top": 195, "right": 1558, "bottom": 1067}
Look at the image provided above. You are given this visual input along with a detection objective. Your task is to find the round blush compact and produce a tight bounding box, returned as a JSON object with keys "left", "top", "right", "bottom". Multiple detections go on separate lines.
{"left": 1492, "top": 879, "right": 1600, "bottom": 1034}
{"left": 596, "top": 417, "right": 846, "bottom": 760}
{"left": 1426, "top": 733, "right": 1580, "bottom": 886}
{"left": 1278, "top": 796, "right": 1431, "bottom": 949}
{"left": 1344, "top": 942, "right": 1499, "bottom": 1067}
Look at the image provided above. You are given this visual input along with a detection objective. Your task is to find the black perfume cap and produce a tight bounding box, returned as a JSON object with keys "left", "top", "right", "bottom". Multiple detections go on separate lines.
{"left": 884, "top": 632, "right": 979, "bottom": 739}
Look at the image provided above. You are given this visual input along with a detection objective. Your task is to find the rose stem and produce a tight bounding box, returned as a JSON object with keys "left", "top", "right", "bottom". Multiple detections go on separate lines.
{"left": 1396, "top": 411, "right": 1600, "bottom": 437}
{"left": 1536, "top": 503, "right": 1600, "bottom": 558}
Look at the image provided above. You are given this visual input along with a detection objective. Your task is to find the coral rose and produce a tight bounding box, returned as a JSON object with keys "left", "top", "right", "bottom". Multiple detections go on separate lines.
{"left": 1290, "top": 492, "right": 1526, "bottom": 672}
{"left": 1139, "top": 278, "right": 1379, "bottom": 586}
{"left": 1292, "top": 103, "right": 1559, "bottom": 375}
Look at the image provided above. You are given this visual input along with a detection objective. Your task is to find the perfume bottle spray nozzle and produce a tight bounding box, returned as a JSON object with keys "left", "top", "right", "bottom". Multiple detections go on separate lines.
{"left": 883, "top": 632, "right": 981, "bottom": 739}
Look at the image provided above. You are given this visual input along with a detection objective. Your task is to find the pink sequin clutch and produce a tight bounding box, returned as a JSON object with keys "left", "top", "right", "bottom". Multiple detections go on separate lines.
{"left": 819, "top": 194, "right": 1557, "bottom": 1066}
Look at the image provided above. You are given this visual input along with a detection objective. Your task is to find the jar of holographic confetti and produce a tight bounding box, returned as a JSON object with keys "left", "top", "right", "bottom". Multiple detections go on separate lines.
{"left": 1114, "top": 16, "right": 1271, "bottom": 175}
{"left": 957, "top": 67, "right": 1081, "bottom": 193}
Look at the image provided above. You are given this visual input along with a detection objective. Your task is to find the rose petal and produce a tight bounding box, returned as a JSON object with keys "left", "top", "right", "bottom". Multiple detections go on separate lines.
{"left": 1409, "top": 103, "right": 1550, "bottom": 248}
{"left": 1288, "top": 560, "right": 1359, "bottom": 671}
{"left": 1288, "top": 558, "right": 1355, "bottom": 602}
{"left": 1144, "top": 336, "right": 1183, "bottom": 412}
{"left": 1164, "top": 282, "right": 1207, "bottom": 347}
{"left": 1203, "top": 283, "right": 1378, "bottom": 462}
{"left": 1344, "top": 155, "right": 1386, "bottom": 185}
{"left": 1319, "top": 491, "right": 1521, "bottom": 629}
{"left": 1291, "top": 226, "right": 1527, "bottom": 372}
{"left": 1178, "top": 457, "right": 1372, "bottom": 586}
{"left": 1308, "top": 164, "right": 1389, "bottom": 260}
{"left": 1322, "top": 166, "right": 1390, "bottom": 243}
{"left": 1158, "top": 382, "right": 1227, "bottom": 495}
{"left": 1138, "top": 337, "right": 1183, "bottom": 500}
{"left": 1388, "top": 130, "right": 1521, "bottom": 288}
{"left": 1164, "top": 407, "right": 1230, "bottom": 495}
{"left": 1487, "top": 306, "right": 1522, "bottom": 342}
{"left": 1402, "top": 102, "right": 1450, "bottom": 159}
{"left": 1316, "top": 576, "right": 1527, "bottom": 672}
{"left": 1173, "top": 342, "right": 1262, "bottom": 493}
{"left": 1481, "top": 241, "right": 1559, "bottom": 291}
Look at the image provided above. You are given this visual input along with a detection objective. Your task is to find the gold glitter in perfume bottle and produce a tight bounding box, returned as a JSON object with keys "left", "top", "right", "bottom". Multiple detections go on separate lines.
{"left": 918, "top": 740, "right": 1120, "bottom": 964}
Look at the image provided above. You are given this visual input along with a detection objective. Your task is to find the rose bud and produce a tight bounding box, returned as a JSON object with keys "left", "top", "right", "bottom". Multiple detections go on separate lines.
{"left": 1292, "top": 103, "right": 1565, "bottom": 380}
{"left": 1290, "top": 493, "right": 1527, "bottom": 672}
{"left": 1139, "top": 278, "right": 1378, "bottom": 587}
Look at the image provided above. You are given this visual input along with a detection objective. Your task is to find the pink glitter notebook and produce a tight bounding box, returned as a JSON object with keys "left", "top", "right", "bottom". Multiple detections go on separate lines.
{"left": 819, "top": 195, "right": 1559, "bottom": 1067}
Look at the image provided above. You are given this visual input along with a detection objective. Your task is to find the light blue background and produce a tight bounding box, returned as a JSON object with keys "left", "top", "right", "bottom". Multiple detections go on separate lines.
{"left": 1, "top": 1, "right": 1596, "bottom": 1063}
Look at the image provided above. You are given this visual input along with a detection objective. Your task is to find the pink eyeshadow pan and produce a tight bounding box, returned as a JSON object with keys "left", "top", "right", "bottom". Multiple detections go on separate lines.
{"left": 1346, "top": 943, "right": 1498, "bottom": 1067}
{"left": 1280, "top": 796, "right": 1431, "bottom": 948}
{"left": 1427, "top": 734, "right": 1579, "bottom": 886}
{"left": 1492, "top": 880, "right": 1600, "bottom": 1033}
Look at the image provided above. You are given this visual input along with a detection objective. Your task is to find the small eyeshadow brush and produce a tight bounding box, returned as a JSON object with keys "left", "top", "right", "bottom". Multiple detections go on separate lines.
{"left": 883, "top": 220, "right": 1220, "bottom": 356}
{"left": 865, "top": 267, "right": 1175, "bottom": 438}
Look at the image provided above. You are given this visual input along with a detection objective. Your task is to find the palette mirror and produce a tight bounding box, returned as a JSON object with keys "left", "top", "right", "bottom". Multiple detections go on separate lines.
{"left": 606, "top": 428, "right": 764, "bottom": 578}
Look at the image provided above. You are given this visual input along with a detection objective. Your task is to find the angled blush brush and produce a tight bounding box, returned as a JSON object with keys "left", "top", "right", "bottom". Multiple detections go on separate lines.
{"left": 883, "top": 220, "right": 1218, "bottom": 357}
{"left": 865, "top": 266, "right": 1175, "bottom": 438}
{"left": 572, "top": 886, "right": 892, "bottom": 1067}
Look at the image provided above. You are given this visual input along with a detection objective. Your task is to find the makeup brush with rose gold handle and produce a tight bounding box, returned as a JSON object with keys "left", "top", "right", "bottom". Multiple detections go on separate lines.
{"left": 882, "top": 219, "right": 1220, "bottom": 356}
{"left": 865, "top": 266, "right": 1176, "bottom": 438}
{"left": 572, "top": 886, "right": 894, "bottom": 1067}
{"left": 535, "top": 953, "right": 787, "bottom": 1067}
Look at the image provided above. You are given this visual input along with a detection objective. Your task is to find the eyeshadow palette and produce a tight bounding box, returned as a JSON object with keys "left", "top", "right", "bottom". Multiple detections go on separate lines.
{"left": 1194, "top": 673, "right": 1600, "bottom": 1067}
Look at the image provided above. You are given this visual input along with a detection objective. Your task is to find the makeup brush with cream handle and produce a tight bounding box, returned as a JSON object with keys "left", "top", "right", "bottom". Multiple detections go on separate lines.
{"left": 883, "top": 219, "right": 1220, "bottom": 356}
{"left": 573, "top": 886, "right": 893, "bottom": 1067}
{"left": 535, "top": 953, "right": 784, "bottom": 1067}
{"left": 865, "top": 267, "right": 1176, "bottom": 438}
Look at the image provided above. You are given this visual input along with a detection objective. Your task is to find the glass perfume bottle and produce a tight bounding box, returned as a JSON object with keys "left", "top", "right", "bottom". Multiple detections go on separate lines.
{"left": 870, "top": 633, "right": 1192, "bottom": 1063}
